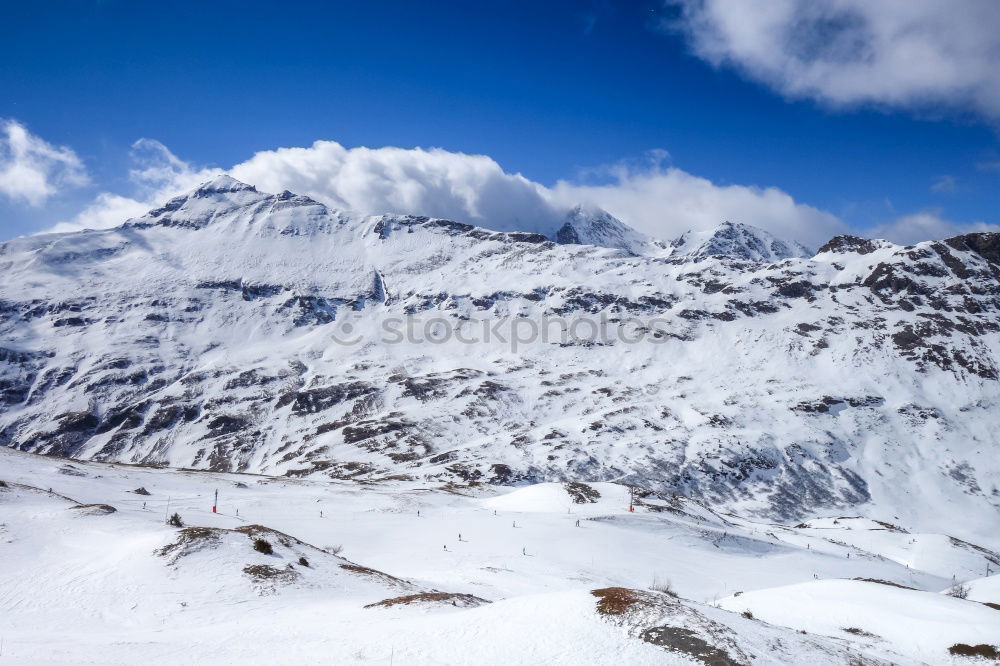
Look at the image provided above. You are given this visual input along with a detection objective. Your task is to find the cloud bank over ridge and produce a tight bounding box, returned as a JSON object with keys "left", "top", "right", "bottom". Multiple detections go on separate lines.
{"left": 27, "top": 131, "right": 997, "bottom": 248}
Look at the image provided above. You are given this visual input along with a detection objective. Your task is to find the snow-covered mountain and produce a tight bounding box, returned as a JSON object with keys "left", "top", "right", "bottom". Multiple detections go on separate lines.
{"left": 553, "top": 204, "right": 669, "bottom": 256}
{"left": 670, "top": 220, "right": 813, "bottom": 261}
{"left": 1, "top": 176, "right": 999, "bottom": 543}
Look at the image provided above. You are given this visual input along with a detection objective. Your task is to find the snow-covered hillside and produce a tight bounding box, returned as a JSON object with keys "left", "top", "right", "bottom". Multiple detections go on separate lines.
{"left": 2, "top": 447, "right": 997, "bottom": 664}
{"left": 1, "top": 175, "right": 999, "bottom": 546}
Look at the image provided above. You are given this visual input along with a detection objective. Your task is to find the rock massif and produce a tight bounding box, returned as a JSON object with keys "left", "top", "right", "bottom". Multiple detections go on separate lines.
{"left": 1, "top": 176, "right": 998, "bottom": 534}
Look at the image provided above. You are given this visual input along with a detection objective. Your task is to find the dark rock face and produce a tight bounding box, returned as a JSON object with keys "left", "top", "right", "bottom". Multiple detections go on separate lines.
{"left": 945, "top": 232, "right": 1000, "bottom": 266}
{"left": 554, "top": 222, "right": 581, "bottom": 245}
{"left": 818, "top": 235, "right": 883, "bottom": 255}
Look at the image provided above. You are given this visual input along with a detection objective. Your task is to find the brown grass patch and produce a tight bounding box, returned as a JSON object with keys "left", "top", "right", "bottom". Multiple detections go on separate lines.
{"left": 339, "top": 563, "right": 411, "bottom": 588}
{"left": 591, "top": 587, "right": 641, "bottom": 616}
{"left": 852, "top": 577, "right": 916, "bottom": 590}
{"left": 948, "top": 643, "right": 1000, "bottom": 660}
{"left": 69, "top": 503, "right": 117, "bottom": 515}
{"left": 235, "top": 524, "right": 297, "bottom": 548}
{"left": 842, "top": 627, "right": 879, "bottom": 639}
{"left": 364, "top": 592, "right": 488, "bottom": 609}
{"left": 156, "top": 527, "right": 225, "bottom": 563}
{"left": 243, "top": 564, "right": 300, "bottom": 584}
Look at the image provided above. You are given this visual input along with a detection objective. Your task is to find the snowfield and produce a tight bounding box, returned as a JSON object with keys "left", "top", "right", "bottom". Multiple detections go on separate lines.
{"left": 718, "top": 579, "right": 1000, "bottom": 664}
{"left": 2, "top": 447, "right": 998, "bottom": 664}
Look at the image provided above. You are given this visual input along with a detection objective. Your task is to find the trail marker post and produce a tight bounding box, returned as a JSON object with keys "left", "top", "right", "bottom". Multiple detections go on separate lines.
{"left": 212, "top": 489, "right": 218, "bottom": 514}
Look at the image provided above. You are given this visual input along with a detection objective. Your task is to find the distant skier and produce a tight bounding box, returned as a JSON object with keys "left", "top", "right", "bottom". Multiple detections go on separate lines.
{"left": 522, "top": 547, "right": 526, "bottom": 555}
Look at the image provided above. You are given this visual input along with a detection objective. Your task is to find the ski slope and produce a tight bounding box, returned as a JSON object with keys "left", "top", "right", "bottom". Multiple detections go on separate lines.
{"left": 2, "top": 447, "right": 997, "bottom": 664}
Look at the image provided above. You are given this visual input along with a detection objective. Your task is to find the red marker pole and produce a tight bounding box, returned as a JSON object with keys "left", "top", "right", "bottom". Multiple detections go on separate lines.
{"left": 212, "top": 489, "right": 218, "bottom": 514}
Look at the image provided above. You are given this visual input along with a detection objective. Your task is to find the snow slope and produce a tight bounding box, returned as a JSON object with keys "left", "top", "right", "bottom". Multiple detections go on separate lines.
{"left": 718, "top": 579, "right": 1000, "bottom": 664}
{"left": 2, "top": 448, "right": 997, "bottom": 664}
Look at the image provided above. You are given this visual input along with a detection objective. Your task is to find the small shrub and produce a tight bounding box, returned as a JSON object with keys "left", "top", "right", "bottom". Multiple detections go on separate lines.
{"left": 741, "top": 610, "right": 754, "bottom": 620}
{"left": 842, "top": 627, "right": 879, "bottom": 639}
{"left": 0, "top": 480, "right": 8, "bottom": 487}
{"left": 168, "top": 512, "right": 184, "bottom": 527}
{"left": 327, "top": 544, "right": 343, "bottom": 555}
{"left": 253, "top": 538, "right": 273, "bottom": 555}
{"left": 649, "top": 577, "right": 676, "bottom": 596}
{"left": 298, "top": 556, "right": 309, "bottom": 567}
{"left": 947, "top": 643, "right": 1000, "bottom": 659}
{"left": 132, "top": 487, "right": 151, "bottom": 495}
{"left": 948, "top": 583, "right": 971, "bottom": 599}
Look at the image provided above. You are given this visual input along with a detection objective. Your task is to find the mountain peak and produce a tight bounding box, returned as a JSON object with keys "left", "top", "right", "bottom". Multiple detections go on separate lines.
{"left": 127, "top": 175, "right": 273, "bottom": 231}
{"left": 554, "top": 204, "right": 668, "bottom": 256}
{"left": 670, "top": 221, "right": 812, "bottom": 262}
{"left": 193, "top": 174, "right": 259, "bottom": 195}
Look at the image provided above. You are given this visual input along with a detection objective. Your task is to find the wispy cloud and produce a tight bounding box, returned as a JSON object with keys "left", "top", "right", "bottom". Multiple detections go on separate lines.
{"left": 47, "top": 138, "right": 217, "bottom": 234}
{"left": 869, "top": 210, "right": 1000, "bottom": 245}
{"left": 662, "top": 0, "right": 1000, "bottom": 120}
{"left": 0, "top": 119, "right": 88, "bottom": 206}
{"left": 930, "top": 175, "right": 957, "bottom": 193}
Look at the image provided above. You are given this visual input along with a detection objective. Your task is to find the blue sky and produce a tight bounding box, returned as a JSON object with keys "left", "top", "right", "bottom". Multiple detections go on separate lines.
{"left": 2, "top": 0, "right": 999, "bottom": 244}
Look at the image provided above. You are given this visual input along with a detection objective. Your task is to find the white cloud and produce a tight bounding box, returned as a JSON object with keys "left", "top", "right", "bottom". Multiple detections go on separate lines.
{"left": 49, "top": 138, "right": 219, "bottom": 234}
{"left": 50, "top": 137, "right": 994, "bottom": 247}
{"left": 52, "top": 139, "right": 842, "bottom": 246}
{"left": 47, "top": 193, "right": 153, "bottom": 235}
{"left": 664, "top": 0, "right": 1000, "bottom": 119}
{"left": 0, "top": 119, "right": 88, "bottom": 205}
{"left": 930, "top": 175, "right": 957, "bottom": 193}
{"left": 549, "top": 155, "right": 848, "bottom": 249}
{"left": 230, "top": 141, "right": 559, "bottom": 235}
{"left": 869, "top": 211, "right": 1000, "bottom": 245}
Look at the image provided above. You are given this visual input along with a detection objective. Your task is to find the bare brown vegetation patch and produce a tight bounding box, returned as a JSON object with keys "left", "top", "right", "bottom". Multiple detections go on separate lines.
{"left": 948, "top": 643, "right": 1000, "bottom": 660}
{"left": 339, "top": 563, "right": 411, "bottom": 588}
{"left": 852, "top": 577, "right": 916, "bottom": 590}
{"left": 243, "top": 564, "right": 300, "bottom": 585}
{"left": 156, "top": 527, "right": 225, "bottom": 563}
{"left": 69, "top": 503, "right": 117, "bottom": 515}
{"left": 364, "top": 592, "right": 489, "bottom": 609}
{"left": 591, "top": 587, "right": 642, "bottom": 616}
